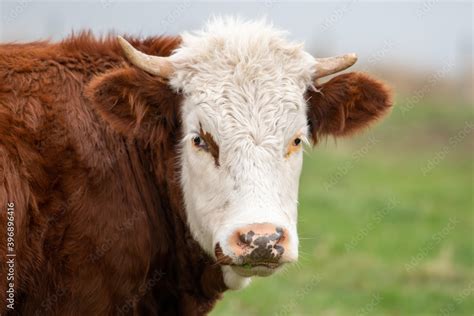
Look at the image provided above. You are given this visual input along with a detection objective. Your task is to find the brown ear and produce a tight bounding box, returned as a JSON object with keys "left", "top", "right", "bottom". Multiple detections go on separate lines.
{"left": 306, "top": 72, "right": 392, "bottom": 143}
{"left": 86, "top": 67, "right": 181, "bottom": 140}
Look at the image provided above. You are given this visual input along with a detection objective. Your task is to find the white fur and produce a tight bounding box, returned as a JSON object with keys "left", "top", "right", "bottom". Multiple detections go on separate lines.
{"left": 168, "top": 17, "right": 316, "bottom": 288}
{"left": 222, "top": 266, "right": 252, "bottom": 290}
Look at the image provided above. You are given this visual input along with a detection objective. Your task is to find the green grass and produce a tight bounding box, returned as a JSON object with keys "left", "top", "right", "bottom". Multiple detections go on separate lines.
{"left": 211, "top": 98, "right": 473, "bottom": 316}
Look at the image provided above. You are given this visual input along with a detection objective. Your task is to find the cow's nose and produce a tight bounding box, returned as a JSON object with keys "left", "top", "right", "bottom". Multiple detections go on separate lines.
{"left": 228, "top": 223, "right": 288, "bottom": 265}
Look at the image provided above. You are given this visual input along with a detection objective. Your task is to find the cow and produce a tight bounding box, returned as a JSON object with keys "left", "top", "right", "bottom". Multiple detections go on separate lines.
{"left": 0, "top": 17, "right": 392, "bottom": 315}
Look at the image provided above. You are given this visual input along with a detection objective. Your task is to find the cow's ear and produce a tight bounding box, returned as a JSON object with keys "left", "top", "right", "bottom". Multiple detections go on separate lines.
{"left": 306, "top": 72, "right": 392, "bottom": 143}
{"left": 86, "top": 67, "right": 180, "bottom": 139}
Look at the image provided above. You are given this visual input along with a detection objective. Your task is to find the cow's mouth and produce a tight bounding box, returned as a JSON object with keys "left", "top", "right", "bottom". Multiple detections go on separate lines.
{"left": 214, "top": 242, "right": 283, "bottom": 277}
{"left": 230, "top": 262, "right": 281, "bottom": 277}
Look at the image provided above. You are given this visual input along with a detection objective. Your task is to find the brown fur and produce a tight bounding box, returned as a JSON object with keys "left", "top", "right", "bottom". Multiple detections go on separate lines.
{"left": 199, "top": 128, "right": 220, "bottom": 167}
{"left": 306, "top": 72, "right": 393, "bottom": 143}
{"left": 0, "top": 33, "right": 224, "bottom": 316}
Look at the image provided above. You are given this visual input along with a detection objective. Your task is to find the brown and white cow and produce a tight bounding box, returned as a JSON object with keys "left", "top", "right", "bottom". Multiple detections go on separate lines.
{"left": 0, "top": 17, "right": 392, "bottom": 315}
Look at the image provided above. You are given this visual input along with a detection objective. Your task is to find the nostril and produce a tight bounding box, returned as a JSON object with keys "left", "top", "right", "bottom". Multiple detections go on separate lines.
{"left": 238, "top": 230, "right": 255, "bottom": 245}
{"left": 269, "top": 227, "right": 284, "bottom": 242}
{"left": 276, "top": 227, "right": 284, "bottom": 236}
{"left": 274, "top": 244, "right": 285, "bottom": 256}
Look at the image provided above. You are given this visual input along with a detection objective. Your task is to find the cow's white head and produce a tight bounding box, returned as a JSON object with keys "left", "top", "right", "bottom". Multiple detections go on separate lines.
{"left": 91, "top": 17, "right": 392, "bottom": 290}
{"left": 172, "top": 19, "right": 318, "bottom": 286}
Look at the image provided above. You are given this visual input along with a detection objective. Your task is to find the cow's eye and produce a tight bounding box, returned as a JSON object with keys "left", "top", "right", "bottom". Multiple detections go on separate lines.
{"left": 193, "top": 136, "right": 202, "bottom": 146}
{"left": 285, "top": 135, "right": 303, "bottom": 158}
{"left": 192, "top": 136, "right": 208, "bottom": 151}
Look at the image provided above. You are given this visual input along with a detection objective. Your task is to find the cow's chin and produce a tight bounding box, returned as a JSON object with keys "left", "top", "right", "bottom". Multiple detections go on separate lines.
{"left": 231, "top": 264, "right": 281, "bottom": 277}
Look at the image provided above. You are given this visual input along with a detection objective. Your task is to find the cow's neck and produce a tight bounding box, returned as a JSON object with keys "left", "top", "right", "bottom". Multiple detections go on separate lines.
{"left": 125, "top": 133, "right": 226, "bottom": 314}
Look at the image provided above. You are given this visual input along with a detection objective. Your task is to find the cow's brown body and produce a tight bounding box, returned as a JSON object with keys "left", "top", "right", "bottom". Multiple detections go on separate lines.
{"left": 0, "top": 34, "right": 225, "bottom": 315}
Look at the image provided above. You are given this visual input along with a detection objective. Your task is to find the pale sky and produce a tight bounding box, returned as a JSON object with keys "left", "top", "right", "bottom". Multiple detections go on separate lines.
{"left": 1, "top": 1, "right": 472, "bottom": 76}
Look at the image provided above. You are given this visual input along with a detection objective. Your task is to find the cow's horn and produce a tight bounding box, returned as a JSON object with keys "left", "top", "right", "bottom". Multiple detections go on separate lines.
{"left": 314, "top": 53, "right": 358, "bottom": 79}
{"left": 117, "top": 36, "right": 174, "bottom": 77}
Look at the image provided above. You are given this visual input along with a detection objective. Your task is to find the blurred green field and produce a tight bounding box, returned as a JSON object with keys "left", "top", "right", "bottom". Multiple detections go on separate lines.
{"left": 211, "top": 98, "right": 473, "bottom": 316}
